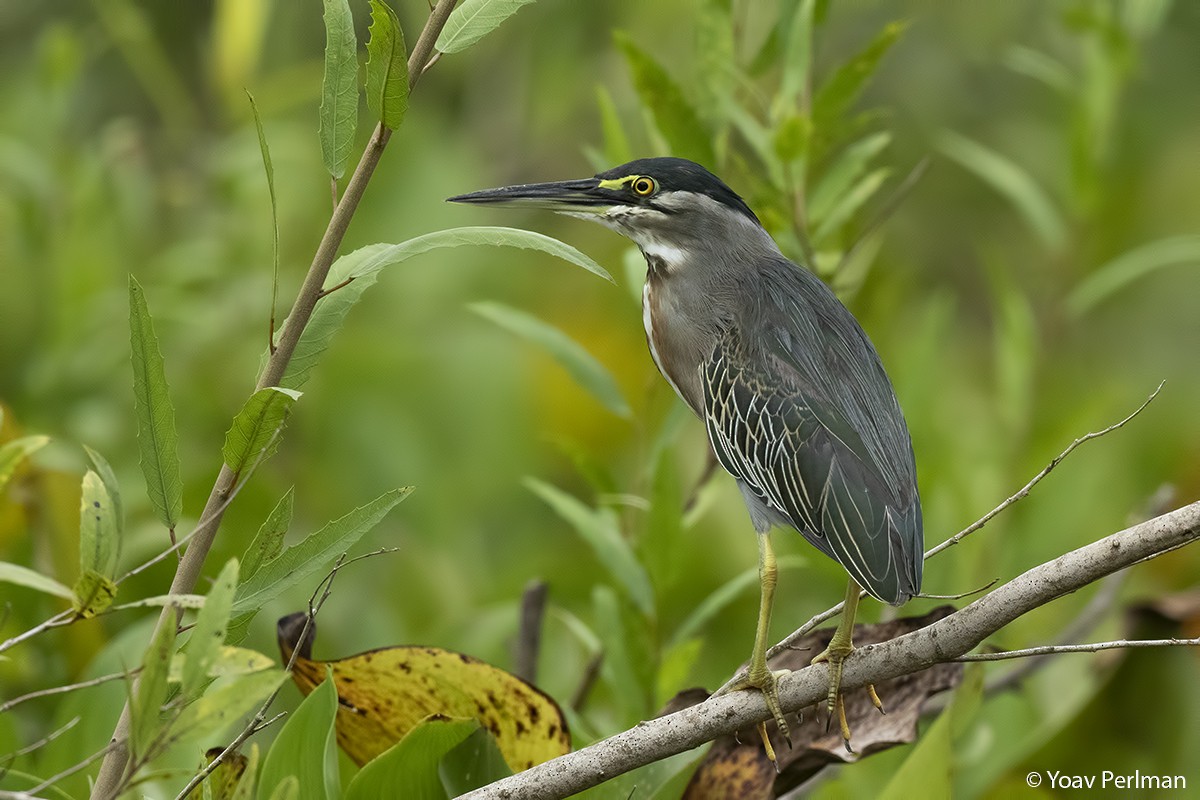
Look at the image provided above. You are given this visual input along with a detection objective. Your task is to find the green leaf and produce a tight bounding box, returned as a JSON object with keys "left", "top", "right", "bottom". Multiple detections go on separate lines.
{"left": 615, "top": 32, "right": 714, "bottom": 165}
{"left": 1003, "top": 45, "right": 1072, "bottom": 93}
{"left": 813, "top": 20, "right": 907, "bottom": 135}
{"left": 268, "top": 778, "right": 299, "bottom": 800}
{"left": 344, "top": 717, "right": 478, "bottom": 800}
{"left": 694, "top": 0, "right": 735, "bottom": 127}
{"left": 170, "top": 646, "right": 275, "bottom": 682}
{"left": 596, "top": 85, "right": 632, "bottom": 166}
{"left": 258, "top": 669, "right": 339, "bottom": 800}
{"left": 182, "top": 559, "right": 240, "bottom": 701}
{"left": 129, "top": 276, "right": 183, "bottom": 531}
{"left": 222, "top": 387, "right": 302, "bottom": 476}
{"left": 470, "top": 302, "right": 630, "bottom": 418}
{"left": 131, "top": 616, "right": 178, "bottom": 761}
{"left": 989, "top": 263, "right": 1036, "bottom": 435}
{"left": 438, "top": 727, "right": 514, "bottom": 795}
{"left": 169, "top": 669, "right": 287, "bottom": 746}
{"left": 243, "top": 487, "right": 295, "bottom": 581}
{"left": 879, "top": 688, "right": 952, "bottom": 800}
{"left": 774, "top": 0, "right": 815, "bottom": 122}
{"left": 111, "top": 593, "right": 206, "bottom": 611}
{"left": 83, "top": 445, "right": 124, "bottom": 538}
{"left": 318, "top": 0, "right": 358, "bottom": 179}
{"left": 937, "top": 130, "right": 1067, "bottom": 249}
{"left": 1068, "top": 234, "right": 1200, "bottom": 316}
{"left": 592, "top": 584, "right": 650, "bottom": 720}
{"left": 246, "top": 90, "right": 280, "bottom": 348}
{"left": 279, "top": 229, "right": 610, "bottom": 391}
{"left": 811, "top": 166, "right": 890, "bottom": 244}
{"left": 72, "top": 569, "right": 117, "bottom": 618}
{"left": 366, "top": 0, "right": 409, "bottom": 130}
{"left": 0, "top": 561, "right": 73, "bottom": 599}
{"left": 79, "top": 470, "right": 119, "bottom": 578}
{"left": 231, "top": 488, "right": 412, "bottom": 615}
{"left": 525, "top": 478, "right": 654, "bottom": 618}
{"left": 809, "top": 131, "right": 892, "bottom": 225}
{"left": 0, "top": 435, "right": 49, "bottom": 494}
{"left": 435, "top": 0, "right": 537, "bottom": 55}
{"left": 641, "top": 451, "right": 682, "bottom": 594}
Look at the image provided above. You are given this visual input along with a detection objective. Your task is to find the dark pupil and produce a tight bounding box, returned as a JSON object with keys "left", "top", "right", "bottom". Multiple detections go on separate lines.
{"left": 635, "top": 179, "right": 651, "bottom": 194}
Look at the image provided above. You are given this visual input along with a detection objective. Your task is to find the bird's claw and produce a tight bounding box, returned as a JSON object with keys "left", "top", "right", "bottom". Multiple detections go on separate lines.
{"left": 722, "top": 667, "right": 792, "bottom": 763}
{"left": 811, "top": 640, "right": 882, "bottom": 752}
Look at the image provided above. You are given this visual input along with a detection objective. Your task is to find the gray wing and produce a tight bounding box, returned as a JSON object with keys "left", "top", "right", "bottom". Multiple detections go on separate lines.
{"left": 702, "top": 259, "right": 922, "bottom": 604}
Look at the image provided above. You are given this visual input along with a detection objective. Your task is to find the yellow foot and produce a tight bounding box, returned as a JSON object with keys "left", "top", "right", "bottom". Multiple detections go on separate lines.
{"left": 811, "top": 641, "right": 884, "bottom": 752}
{"left": 720, "top": 667, "right": 792, "bottom": 763}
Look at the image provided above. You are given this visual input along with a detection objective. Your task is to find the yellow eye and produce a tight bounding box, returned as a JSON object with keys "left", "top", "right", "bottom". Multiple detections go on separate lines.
{"left": 631, "top": 176, "right": 657, "bottom": 196}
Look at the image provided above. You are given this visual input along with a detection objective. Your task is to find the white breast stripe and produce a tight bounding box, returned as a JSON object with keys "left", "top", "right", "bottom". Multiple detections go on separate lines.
{"left": 643, "top": 283, "right": 686, "bottom": 400}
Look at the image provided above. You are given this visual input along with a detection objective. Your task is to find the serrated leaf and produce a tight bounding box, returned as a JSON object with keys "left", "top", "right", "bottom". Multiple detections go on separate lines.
{"left": 168, "top": 670, "right": 287, "bottom": 746}
{"left": 0, "top": 561, "right": 73, "bottom": 599}
{"left": 182, "top": 559, "right": 240, "bottom": 701}
{"left": 243, "top": 487, "right": 295, "bottom": 581}
{"left": 525, "top": 478, "right": 654, "bottom": 618}
{"left": 435, "top": 0, "right": 537, "bottom": 55}
{"left": 319, "top": 0, "right": 358, "bottom": 179}
{"left": 278, "top": 229, "right": 609, "bottom": 390}
{"left": 471, "top": 302, "right": 630, "bottom": 418}
{"left": 258, "top": 669, "right": 339, "bottom": 800}
{"left": 72, "top": 569, "right": 117, "bottom": 618}
{"left": 0, "top": 435, "right": 49, "bottom": 494}
{"left": 231, "top": 488, "right": 412, "bottom": 616}
{"left": 222, "top": 387, "right": 301, "bottom": 476}
{"left": 83, "top": 445, "right": 124, "bottom": 538}
{"left": 615, "top": 32, "right": 714, "bottom": 165}
{"left": 129, "top": 276, "right": 183, "bottom": 531}
{"left": 131, "top": 616, "right": 178, "bottom": 761}
{"left": 344, "top": 717, "right": 478, "bottom": 799}
{"left": 366, "top": 0, "right": 409, "bottom": 130}
{"left": 811, "top": 166, "right": 890, "bottom": 244}
{"left": 810, "top": 131, "right": 892, "bottom": 225}
{"left": 79, "top": 470, "right": 119, "bottom": 578}
{"left": 1068, "top": 234, "right": 1200, "bottom": 315}
{"left": 937, "top": 130, "right": 1067, "bottom": 249}
{"left": 170, "top": 646, "right": 275, "bottom": 682}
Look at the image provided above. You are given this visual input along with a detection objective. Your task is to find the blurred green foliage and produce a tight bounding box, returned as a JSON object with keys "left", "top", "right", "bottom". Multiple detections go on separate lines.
{"left": 2, "top": 0, "right": 1199, "bottom": 796}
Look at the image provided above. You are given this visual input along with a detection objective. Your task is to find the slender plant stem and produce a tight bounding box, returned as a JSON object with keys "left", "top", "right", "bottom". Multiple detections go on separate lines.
{"left": 88, "top": 3, "right": 459, "bottom": 795}
{"left": 953, "top": 637, "right": 1200, "bottom": 662}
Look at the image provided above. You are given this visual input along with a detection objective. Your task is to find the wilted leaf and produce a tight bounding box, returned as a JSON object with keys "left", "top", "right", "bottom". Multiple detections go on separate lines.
{"left": 202, "top": 746, "right": 250, "bottom": 800}
{"left": 83, "top": 445, "right": 124, "bottom": 538}
{"left": 181, "top": 559, "right": 240, "bottom": 701}
{"left": 131, "top": 616, "right": 178, "bottom": 760}
{"left": 277, "top": 613, "right": 570, "bottom": 772}
{"left": 436, "top": 0, "right": 537, "bottom": 55}
{"left": 319, "top": 0, "right": 358, "bottom": 179}
{"left": 129, "top": 276, "right": 183, "bottom": 531}
{"left": 78, "top": 470, "right": 119, "bottom": 579}
{"left": 242, "top": 487, "right": 294, "bottom": 581}
{"left": 0, "top": 434, "right": 49, "bottom": 494}
{"left": 72, "top": 569, "right": 117, "bottom": 618}
{"left": 681, "top": 607, "right": 962, "bottom": 796}
{"left": 0, "top": 561, "right": 73, "bottom": 599}
{"left": 258, "top": 669, "right": 339, "bottom": 800}
{"left": 470, "top": 302, "right": 631, "bottom": 418}
{"left": 228, "top": 744, "right": 261, "bottom": 800}
{"left": 615, "top": 32, "right": 714, "bottom": 165}
{"left": 366, "top": 0, "right": 408, "bottom": 130}
{"left": 231, "top": 488, "right": 411, "bottom": 616}
{"left": 222, "top": 387, "right": 301, "bottom": 476}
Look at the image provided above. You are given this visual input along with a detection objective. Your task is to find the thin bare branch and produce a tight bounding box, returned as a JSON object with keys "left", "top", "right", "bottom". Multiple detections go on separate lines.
{"left": 2, "top": 717, "right": 80, "bottom": 761}
{"left": 1, "top": 671, "right": 135, "bottom": 714}
{"left": 514, "top": 580, "right": 548, "bottom": 683}
{"left": 0, "top": 610, "right": 73, "bottom": 656}
{"left": 954, "top": 637, "right": 1200, "bottom": 662}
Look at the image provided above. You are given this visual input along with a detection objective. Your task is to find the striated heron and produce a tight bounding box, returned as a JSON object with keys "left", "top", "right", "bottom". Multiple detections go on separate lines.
{"left": 449, "top": 157, "right": 923, "bottom": 756}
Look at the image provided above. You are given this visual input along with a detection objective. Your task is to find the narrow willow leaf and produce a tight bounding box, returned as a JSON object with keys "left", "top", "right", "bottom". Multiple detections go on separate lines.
{"left": 435, "top": 0, "right": 536, "bottom": 55}
{"left": 774, "top": 0, "right": 815, "bottom": 121}
{"left": 592, "top": 584, "right": 647, "bottom": 717}
{"left": 596, "top": 85, "right": 632, "bottom": 166}
{"left": 1003, "top": 45, "right": 1072, "bottom": 93}
{"left": 279, "top": 228, "right": 609, "bottom": 390}
{"left": 615, "top": 32, "right": 714, "bottom": 165}
{"left": 129, "top": 276, "right": 183, "bottom": 531}
{"left": 72, "top": 569, "right": 118, "bottom": 618}
{"left": 694, "top": 0, "right": 735, "bottom": 127}
{"left": 79, "top": 470, "right": 119, "bottom": 578}
{"left": 366, "top": 0, "right": 409, "bottom": 130}
{"left": 221, "top": 387, "right": 301, "bottom": 476}
{"left": 813, "top": 20, "right": 907, "bottom": 134}
{"left": 471, "top": 302, "right": 631, "bottom": 418}
{"left": 809, "top": 132, "right": 892, "bottom": 225}
{"left": 525, "top": 478, "right": 654, "bottom": 618}
{"left": 319, "top": 0, "right": 358, "bottom": 179}
{"left": 231, "top": 488, "right": 412, "bottom": 615}
{"left": 258, "top": 668, "right": 339, "bottom": 800}
{"left": 811, "top": 166, "right": 890, "bottom": 244}
{"left": 168, "top": 669, "right": 286, "bottom": 746}
{"left": 131, "top": 616, "right": 178, "bottom": 761}
{"left": 1068, "top": 234, "right": 1200, "bottom": 316}
{"left": 246, "top": 90, "right": 280, "bottom": 346}
{"left": 242, "top": 487, "right": 294, "bottom": 580}
{"left": 110, "top": 593, "right": 206, "bottom": 611}
{"left": 0, "top": 435, "right": 49, "bottom": 494}
{"left": 937, "top": 130, "right": 1067, "bottom": 249}
{"left": 0, "top": 561, "right": 73, "bottom": 599}
{"left": 344, "top": 718, "right": 479, "bottom": 800}
{"left": 83, "top": 445, "right": 124, "bottom": 537}
{"left": 181, "top": 559, "right": 240, "bottom": 702}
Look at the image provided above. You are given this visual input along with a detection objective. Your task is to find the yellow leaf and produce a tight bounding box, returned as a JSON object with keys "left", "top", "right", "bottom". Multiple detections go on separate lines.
{"left": 277, "top": 613, "right": 570, "bottom": 772}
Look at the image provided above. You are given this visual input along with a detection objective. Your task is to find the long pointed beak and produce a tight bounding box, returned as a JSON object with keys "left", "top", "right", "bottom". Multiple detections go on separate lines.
{"left": 447, "top": 178, "right": 615, "bottom": 213}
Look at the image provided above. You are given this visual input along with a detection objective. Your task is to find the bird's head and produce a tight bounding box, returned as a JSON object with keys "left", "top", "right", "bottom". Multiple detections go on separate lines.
{"left": 448, "top": 157, "right": 767, "bottom": 267}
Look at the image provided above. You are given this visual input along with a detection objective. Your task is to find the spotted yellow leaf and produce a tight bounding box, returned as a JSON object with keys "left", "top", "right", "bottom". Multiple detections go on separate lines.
{"left": 276, "top": 613, "right": 570, "bottom": 772}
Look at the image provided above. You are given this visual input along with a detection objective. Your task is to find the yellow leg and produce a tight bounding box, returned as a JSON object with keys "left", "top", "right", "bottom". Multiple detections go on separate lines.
{"left": 721, "top": 531, "right": 791, "bottom": 762}
{"left": 810, "top": 579, "right": 884, "bottom": 752}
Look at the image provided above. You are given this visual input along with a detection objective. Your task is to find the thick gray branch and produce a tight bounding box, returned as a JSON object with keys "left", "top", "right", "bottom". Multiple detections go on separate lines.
{"left": 461, "top": 499, "right": 1200, "bottom": 799}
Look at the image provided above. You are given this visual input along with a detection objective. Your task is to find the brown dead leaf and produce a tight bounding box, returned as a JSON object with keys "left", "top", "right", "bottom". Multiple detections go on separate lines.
{"left": 678, "top": 606, "right": 962, "bottom": 797}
